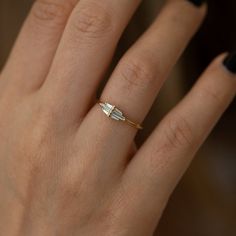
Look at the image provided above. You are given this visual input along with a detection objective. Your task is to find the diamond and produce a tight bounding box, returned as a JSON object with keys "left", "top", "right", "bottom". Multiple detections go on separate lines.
{"left": 99, "top": 102, "right": 125, "bottom": 121}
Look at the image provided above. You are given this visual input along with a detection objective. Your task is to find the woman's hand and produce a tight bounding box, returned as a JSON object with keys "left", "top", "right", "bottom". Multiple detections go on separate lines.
{"left": 0, "top": 0, "right": 235, "bottom": 235}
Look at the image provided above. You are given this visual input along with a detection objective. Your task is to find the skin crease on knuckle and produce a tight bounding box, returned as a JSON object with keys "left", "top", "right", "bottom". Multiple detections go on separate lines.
{"left": 69, "top": 3, "right": 114, "bottom": 41}
{"left": 162, "top": 114, "right": 193, "bottom": 150}
{"left": 145, "top": 115, "right": 194, "bottom": 179}
{"left": 118, "top": 57, "right": 159, "bottom": 91}
{"left": 31, "top": 0, "right": 73, "bottom": 27}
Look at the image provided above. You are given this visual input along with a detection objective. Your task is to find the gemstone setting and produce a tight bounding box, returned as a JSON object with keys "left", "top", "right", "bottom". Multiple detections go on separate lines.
{"left": 99, "top": 102, "right": 125, "bottom": 121}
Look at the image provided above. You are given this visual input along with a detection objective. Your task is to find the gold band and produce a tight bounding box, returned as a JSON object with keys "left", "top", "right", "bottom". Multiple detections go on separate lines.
{"left": 125, "top": 118, "right": 143, "bottom": 130}
{"left": 98, "top": 101, "right": 143, "bottom": 130}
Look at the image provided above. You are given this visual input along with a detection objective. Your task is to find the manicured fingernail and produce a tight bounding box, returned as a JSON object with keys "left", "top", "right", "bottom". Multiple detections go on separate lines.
{"left": 187, "top": 0, "right": 206, "bottom": 7}
{"left": 223, "top": 51, "right": 236, "bottom": 74}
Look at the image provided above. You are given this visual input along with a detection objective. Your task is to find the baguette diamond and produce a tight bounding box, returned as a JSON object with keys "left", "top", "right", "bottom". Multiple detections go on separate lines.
{"left": 99, "top": 102, "right": 125, "bottom": 121}
{"left": 98, "top": 101, "right": 143, "bottom": 130}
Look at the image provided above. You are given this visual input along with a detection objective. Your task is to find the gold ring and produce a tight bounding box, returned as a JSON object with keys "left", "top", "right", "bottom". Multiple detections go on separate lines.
{"left": 98, "top": 101, "right": 143, "bottom": 130}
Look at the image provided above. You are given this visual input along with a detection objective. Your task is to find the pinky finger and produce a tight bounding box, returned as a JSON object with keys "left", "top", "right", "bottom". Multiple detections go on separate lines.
{"left": 120, "top": 52, "right": 236, "bottom": 235}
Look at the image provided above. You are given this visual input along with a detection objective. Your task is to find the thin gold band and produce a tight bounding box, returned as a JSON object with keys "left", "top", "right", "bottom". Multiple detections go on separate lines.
{"left": 98, "top": 101, "right": 143, "bottom": 130}
{"left": 125, "top": 118, "right": 143, "bottom": 130}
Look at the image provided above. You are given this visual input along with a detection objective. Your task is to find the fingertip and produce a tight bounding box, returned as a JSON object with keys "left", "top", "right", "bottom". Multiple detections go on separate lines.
{"left": 187, "top": 0, "right": 207, "bottom": 7}
{"left": 200, "top": 52, "right": 236, "bottom": 98}
{"left": 211, "top": 52, "right": 236, "bottom": 82}
{"left": 222, "top": 51, "right": 236, "bottom": 74}
{"left": 186, "top": 0, "right": 208, "bottom": 15}
{"left": 205, "top": 52, "right": 232, "bottom": 77}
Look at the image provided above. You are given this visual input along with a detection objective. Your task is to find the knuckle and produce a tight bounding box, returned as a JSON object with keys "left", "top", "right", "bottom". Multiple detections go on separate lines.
{"left": 28, "top": 103, "right": 58, "bottom": 145}
{"left": 31, "top": 0, "right": 71, "bottom": 27}
{"left": 162, "top": 114, "right": 193, "bottom": 150}
{"left": 27, "top": 118, "right": 53, "bottom": 153}
{"left": 71, "top": 4, "right": 113, "bottom": 39}
{"left": 34, "top": 103, "right": 56, "bottom": 127}
{"left": 201, "top": 86, "right": 224, "bottom": 107}
{"left": 36, "top": 105, "right": 66, "bottom": 132}
{"left": 119, "top": 57, "right": 157, "bottom": 90}
{"left": 21, "top": 106, "right": 66, "bottom": 167}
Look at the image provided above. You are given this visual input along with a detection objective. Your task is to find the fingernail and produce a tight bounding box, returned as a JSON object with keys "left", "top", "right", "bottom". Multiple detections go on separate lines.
{"left": 187, "top": 0, "right": 206, "bottom": 7}
{"left": 223, "top": 51, "right": 236, "bottom": 74}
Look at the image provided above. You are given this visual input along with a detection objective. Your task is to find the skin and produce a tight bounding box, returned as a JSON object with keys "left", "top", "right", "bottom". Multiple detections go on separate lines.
{"left": 0, "top": 0, "right": 235, "bottom": 235}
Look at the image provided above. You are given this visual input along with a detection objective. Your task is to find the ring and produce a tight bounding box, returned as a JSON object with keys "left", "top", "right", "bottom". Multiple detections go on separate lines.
{"left": 98, "top": 101, "right": 143, "bottom": 130}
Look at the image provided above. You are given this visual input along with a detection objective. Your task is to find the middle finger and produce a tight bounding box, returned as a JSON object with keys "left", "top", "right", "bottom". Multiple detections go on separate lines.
{"left": 40, "top": 0, "right": 141, "bottom": 124}
{"left": 82, "top": 0, "right": 207, "bottom": 168}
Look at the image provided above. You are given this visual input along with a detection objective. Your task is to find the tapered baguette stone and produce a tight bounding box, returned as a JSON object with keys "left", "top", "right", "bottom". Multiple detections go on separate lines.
{"left": 99, "top": 102, "right": 126, "bottom": 121}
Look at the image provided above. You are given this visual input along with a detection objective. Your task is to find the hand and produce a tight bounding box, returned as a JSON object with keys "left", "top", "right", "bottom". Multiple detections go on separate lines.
{"left": 0, "top": 0, "right": 235, "bottom": 235}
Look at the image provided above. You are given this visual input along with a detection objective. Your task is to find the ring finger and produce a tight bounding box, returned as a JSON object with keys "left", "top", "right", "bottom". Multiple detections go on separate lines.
{"left": 82, "top": 0, "right": 207, "bottom": 166}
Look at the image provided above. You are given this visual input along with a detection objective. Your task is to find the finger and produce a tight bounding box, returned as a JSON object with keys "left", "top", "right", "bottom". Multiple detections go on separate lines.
{"left": 84, "top": 0, "right": 206, "bottom": 166}
{"left": 2, "top": 0, "right": 78, "bottom": 92}
{"left": 120, "top": 53, "right": 236, "bottom": 235}
{"left": 41, "top": 0, "right": 141, "bottom": 122}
